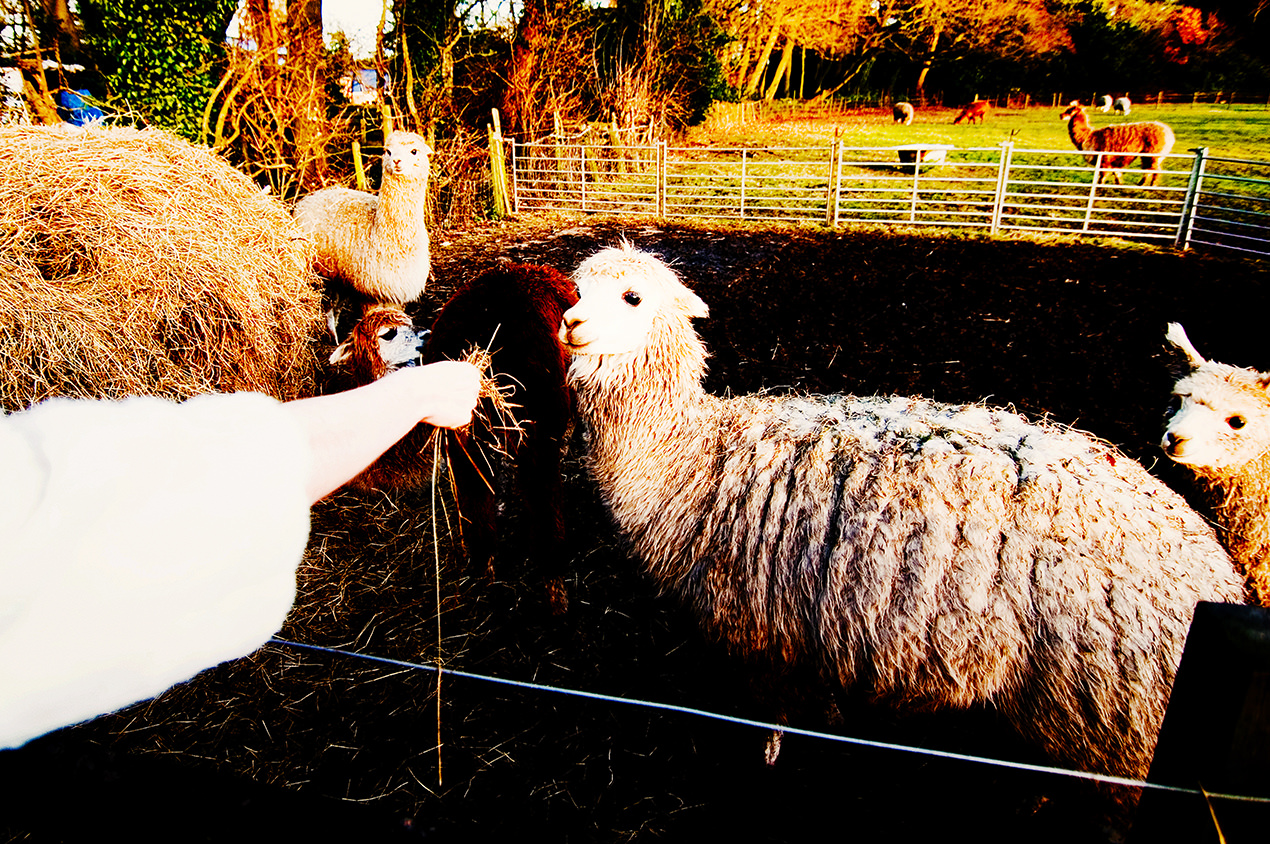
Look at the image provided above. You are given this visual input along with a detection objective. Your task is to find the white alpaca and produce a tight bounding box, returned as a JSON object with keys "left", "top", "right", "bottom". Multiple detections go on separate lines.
{"left": 293, "top": 131, "right": 432, "bottom": 304}
{"left": 1114, "top": 96, "right": 1131, "bottom": 115}
{"left": 1098, "top": 94, "right": 1113, "bottom": 113}
{"left": 1162, "top": 322, "right": 1270, "bottom": 605}
{"left": 559, "top": 243, "right": 1246, "bottom": 780}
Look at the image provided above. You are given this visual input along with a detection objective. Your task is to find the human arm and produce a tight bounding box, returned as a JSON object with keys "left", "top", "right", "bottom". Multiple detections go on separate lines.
{"left": 284, "top": 360, "right": 481, "bottom": 504}
{"left": 0, "top": 361, "right": 480, "bottom": 748}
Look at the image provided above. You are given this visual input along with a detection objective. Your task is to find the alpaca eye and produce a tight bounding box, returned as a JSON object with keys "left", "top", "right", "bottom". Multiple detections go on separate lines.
{"left": 623, "top": 291, "right": 641, "bottom": 306}
{"left": 1228, "top": 415, "right": 1246, "bottom": 430}
{"left": 1164, "top": 396, "right": 1181, "bottom": 417}
{"left": 381, "top": 328, "right": 398, "bottom": 341}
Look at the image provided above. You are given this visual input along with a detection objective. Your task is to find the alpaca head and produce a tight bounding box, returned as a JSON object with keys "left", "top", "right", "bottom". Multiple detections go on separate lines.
{"left": 382, "top": 131, "right": 432, "bottom": 182}
{"left": 1060, "top": 102, "right": 1086, "bottom": 124}
{"left": 330, "top": 302, "right": 430, "bottom": 380}
{"left": 559, "top": 242, "right": 708, "bottom": 359}
{"left": 1162, "top": 322, "right": 1270, "bottom": 473}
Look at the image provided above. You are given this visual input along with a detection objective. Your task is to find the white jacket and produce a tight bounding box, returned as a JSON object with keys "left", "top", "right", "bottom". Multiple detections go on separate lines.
{"left": 0, "top": 392, "right": 311, "bottom": 747}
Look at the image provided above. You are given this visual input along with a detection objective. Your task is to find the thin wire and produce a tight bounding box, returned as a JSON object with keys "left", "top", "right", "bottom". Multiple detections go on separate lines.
{"left": 268, "top": 637, "right": 1270, "bottom": 805}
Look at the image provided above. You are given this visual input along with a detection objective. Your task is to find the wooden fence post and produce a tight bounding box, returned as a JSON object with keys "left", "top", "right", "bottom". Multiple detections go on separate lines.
{"left": 352, "top": 140, "right": 367, "bottom": 191}
{"left": 487, "top": 108, "right": 511, "bottom": 218}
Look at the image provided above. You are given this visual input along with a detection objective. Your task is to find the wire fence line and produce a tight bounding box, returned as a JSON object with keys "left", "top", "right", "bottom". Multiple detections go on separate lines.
{"left": 509, "top": 139, "right": 1270, "bottom": 259}
{"left": 270, "top": 637, "right": 1270, "bottom": 805}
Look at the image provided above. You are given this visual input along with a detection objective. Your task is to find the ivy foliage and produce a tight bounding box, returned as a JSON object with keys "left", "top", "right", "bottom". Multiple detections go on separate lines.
{"left": 78, "top": 0, "right": 239, "bottom": 139}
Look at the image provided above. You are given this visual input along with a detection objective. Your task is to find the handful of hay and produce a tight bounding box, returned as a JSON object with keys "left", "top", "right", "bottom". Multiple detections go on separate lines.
{"left": 0, "top": 125, "right": 324, "bottom": 411}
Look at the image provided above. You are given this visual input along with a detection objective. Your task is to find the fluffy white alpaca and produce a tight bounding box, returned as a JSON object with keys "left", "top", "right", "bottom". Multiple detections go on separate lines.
{"left": 560, "top": 242, "right": 1246, "bottom": 780}
{"left": 1162, "top": 322, "right": 1270, "bottom": 604}
{"left": 293, "top": 132, "right": 432, "bottom": 303}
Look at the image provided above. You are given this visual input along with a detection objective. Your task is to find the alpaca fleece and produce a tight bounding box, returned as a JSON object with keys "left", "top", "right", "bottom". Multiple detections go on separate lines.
{"left": 561, "top": 243, "right": 1247, "bottom": 780}
{"left": 422, "top": 262, "right": 577, "bottom": 610}
{"left": 1162, "top": 322, "right": 1270, "bottom": 605}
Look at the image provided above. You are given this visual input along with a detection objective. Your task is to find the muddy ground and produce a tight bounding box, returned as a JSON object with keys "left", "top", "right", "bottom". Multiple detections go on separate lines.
{"left": 4, "top": 216, "right": 1270, "bottom": 842}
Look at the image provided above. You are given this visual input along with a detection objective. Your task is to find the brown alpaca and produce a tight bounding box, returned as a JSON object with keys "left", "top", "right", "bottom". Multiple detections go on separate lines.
{"left": 892, "top": 102, "right": 914, "bottom": 125}
{"left": 328, "top": 265, "right": 578, "bottom": 613}
{"left": 952, "top": 100, "right": 989, "bottom": 124}
{"left": 1059, "top": 102, "right": 1175, "bottom": 186}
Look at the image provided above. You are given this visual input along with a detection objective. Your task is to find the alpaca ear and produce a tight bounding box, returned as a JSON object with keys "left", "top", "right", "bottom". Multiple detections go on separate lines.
{"left": 329, "top": 340, "right": 354, "bottom": 365}
{"left": 1164, "top": 322, "right": 1206, "bottom": 375}
{"left": 680, "top": 288, "right": 709, "bottom": 320}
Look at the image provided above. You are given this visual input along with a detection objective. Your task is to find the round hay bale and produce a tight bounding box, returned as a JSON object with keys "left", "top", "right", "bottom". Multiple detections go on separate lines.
{"left": 0, "top": 125, "right": 324, "bottom": 411}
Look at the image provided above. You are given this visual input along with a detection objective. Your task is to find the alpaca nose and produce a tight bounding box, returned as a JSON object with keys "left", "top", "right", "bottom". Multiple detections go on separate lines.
{"left": 1163, "top": 431, "right": 1184, "bottom": 454}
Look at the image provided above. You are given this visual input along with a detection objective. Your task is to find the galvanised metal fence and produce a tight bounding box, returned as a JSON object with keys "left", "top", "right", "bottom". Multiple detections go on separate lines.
{"left": 510, "top": 139, "right": 1270, "bottom": 258}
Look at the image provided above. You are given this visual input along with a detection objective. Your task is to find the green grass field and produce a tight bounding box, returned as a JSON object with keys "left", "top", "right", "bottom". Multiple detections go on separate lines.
{"left": 687, "top": 102, "right": 1270, "bottom": 161}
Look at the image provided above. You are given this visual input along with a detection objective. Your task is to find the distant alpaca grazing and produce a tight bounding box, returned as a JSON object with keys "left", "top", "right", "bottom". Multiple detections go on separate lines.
{"left": 1114, "top": 96, "right": 1132, "bottom": 115}
{"left": 293, "top": 131, "right": 433, "bottom": 304}
{"left": 1098, "top": 94, "right": 1113, "bottom": 113}
{"left": 1162, "top": 322, "right": 1270, "bottom": 606}
{"left": 892, "top": 102, "right": 914, "bottom": 125}
{"left": 330, "top": 264, "right": 577, "bottom": 611}
{"left": 560, "top": 243, "right": 1246, "bottom": 779}
{"left": 952, "top": 100, "right": 989, "bottom": 124}
{"left": 1060, "top": 101, "right": 1174, "bottom": 186}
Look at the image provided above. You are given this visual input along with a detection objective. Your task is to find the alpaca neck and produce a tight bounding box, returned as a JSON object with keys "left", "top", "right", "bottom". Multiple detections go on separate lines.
{"left": 1067, "top": 114, "right": 1093, "bottom": 150}
{"left": 573, "top": 329, "right": 721, "bottom": 538}
{"left": 376, "top": 172, "right": 427, "bottom": 240}
{"left": 1196, "top": 449, "right": 1270, "bottom": 589}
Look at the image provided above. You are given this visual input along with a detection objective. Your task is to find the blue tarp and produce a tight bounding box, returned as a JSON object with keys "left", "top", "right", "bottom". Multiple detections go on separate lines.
{"left": 56, "top": 89, "right": 104, "bottom": 126}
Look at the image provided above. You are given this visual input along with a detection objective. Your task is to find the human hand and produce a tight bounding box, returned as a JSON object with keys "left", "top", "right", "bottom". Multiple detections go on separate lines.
{"left": 411, "top": 360, "right": 482, "bottom": 429}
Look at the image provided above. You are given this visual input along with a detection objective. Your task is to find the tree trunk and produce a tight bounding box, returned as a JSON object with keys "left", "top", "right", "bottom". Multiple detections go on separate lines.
{"left": 744, "top": 14, "right": 786, "bottom": 98}
{"left": 914, "top": 23, "right": 942, "bottom": 102}
{"left": 288, "top": 0, "right": 328, "bottom": 190}
{"left": 763, "top": 36, "right": 796, "bottom": 101}
{"left": 502, "top": 0, "right": 545, "bottom": 136}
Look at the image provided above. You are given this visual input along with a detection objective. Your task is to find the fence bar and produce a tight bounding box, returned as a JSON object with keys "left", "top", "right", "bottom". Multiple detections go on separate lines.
{"left": 990, "top": 141, "right": 1013, "bottom": 234}
{"left": 827, "top": 140, "right": 840, "bottom": 226}
{"left": 1176, "top": 147, "right": 1208, "bottom": 250}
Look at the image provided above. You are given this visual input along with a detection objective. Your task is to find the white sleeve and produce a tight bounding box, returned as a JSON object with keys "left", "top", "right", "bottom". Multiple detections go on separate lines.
{"left": 0, "top": 392, "right": 312, "bottom": 748}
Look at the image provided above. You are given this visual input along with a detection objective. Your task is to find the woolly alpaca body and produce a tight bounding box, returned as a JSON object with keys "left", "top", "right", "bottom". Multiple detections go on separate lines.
{"left": 1114, "top": 96, "right": 1132, "bottom": 115}
{"left": 892, "top": 102, "right": 914, "bottom": 125}
{"left": 1162, "top": 322, "right": 1270, "bottom": 605}
{"left": 422, "top": 263, "right": 577, "bottom": 609}
{"left": 1098, "top": 94, "right": 1113, "bottom": 113}
{"left": 293, "top": 132, "right": 432, "bottom": 303}
{"left": 560, "top": 244, "right": 1246, "bottom": 780}
{"left": 1060, "top": 103, "right": 1174, "bottom": 186}
{"left": 952, "top": 101, "right": 989, "bottom": 124}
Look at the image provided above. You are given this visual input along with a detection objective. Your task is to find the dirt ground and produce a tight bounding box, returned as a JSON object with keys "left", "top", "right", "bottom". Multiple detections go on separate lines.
{"left": 4, "top": 215, "right": 1270, "bottom": 842}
